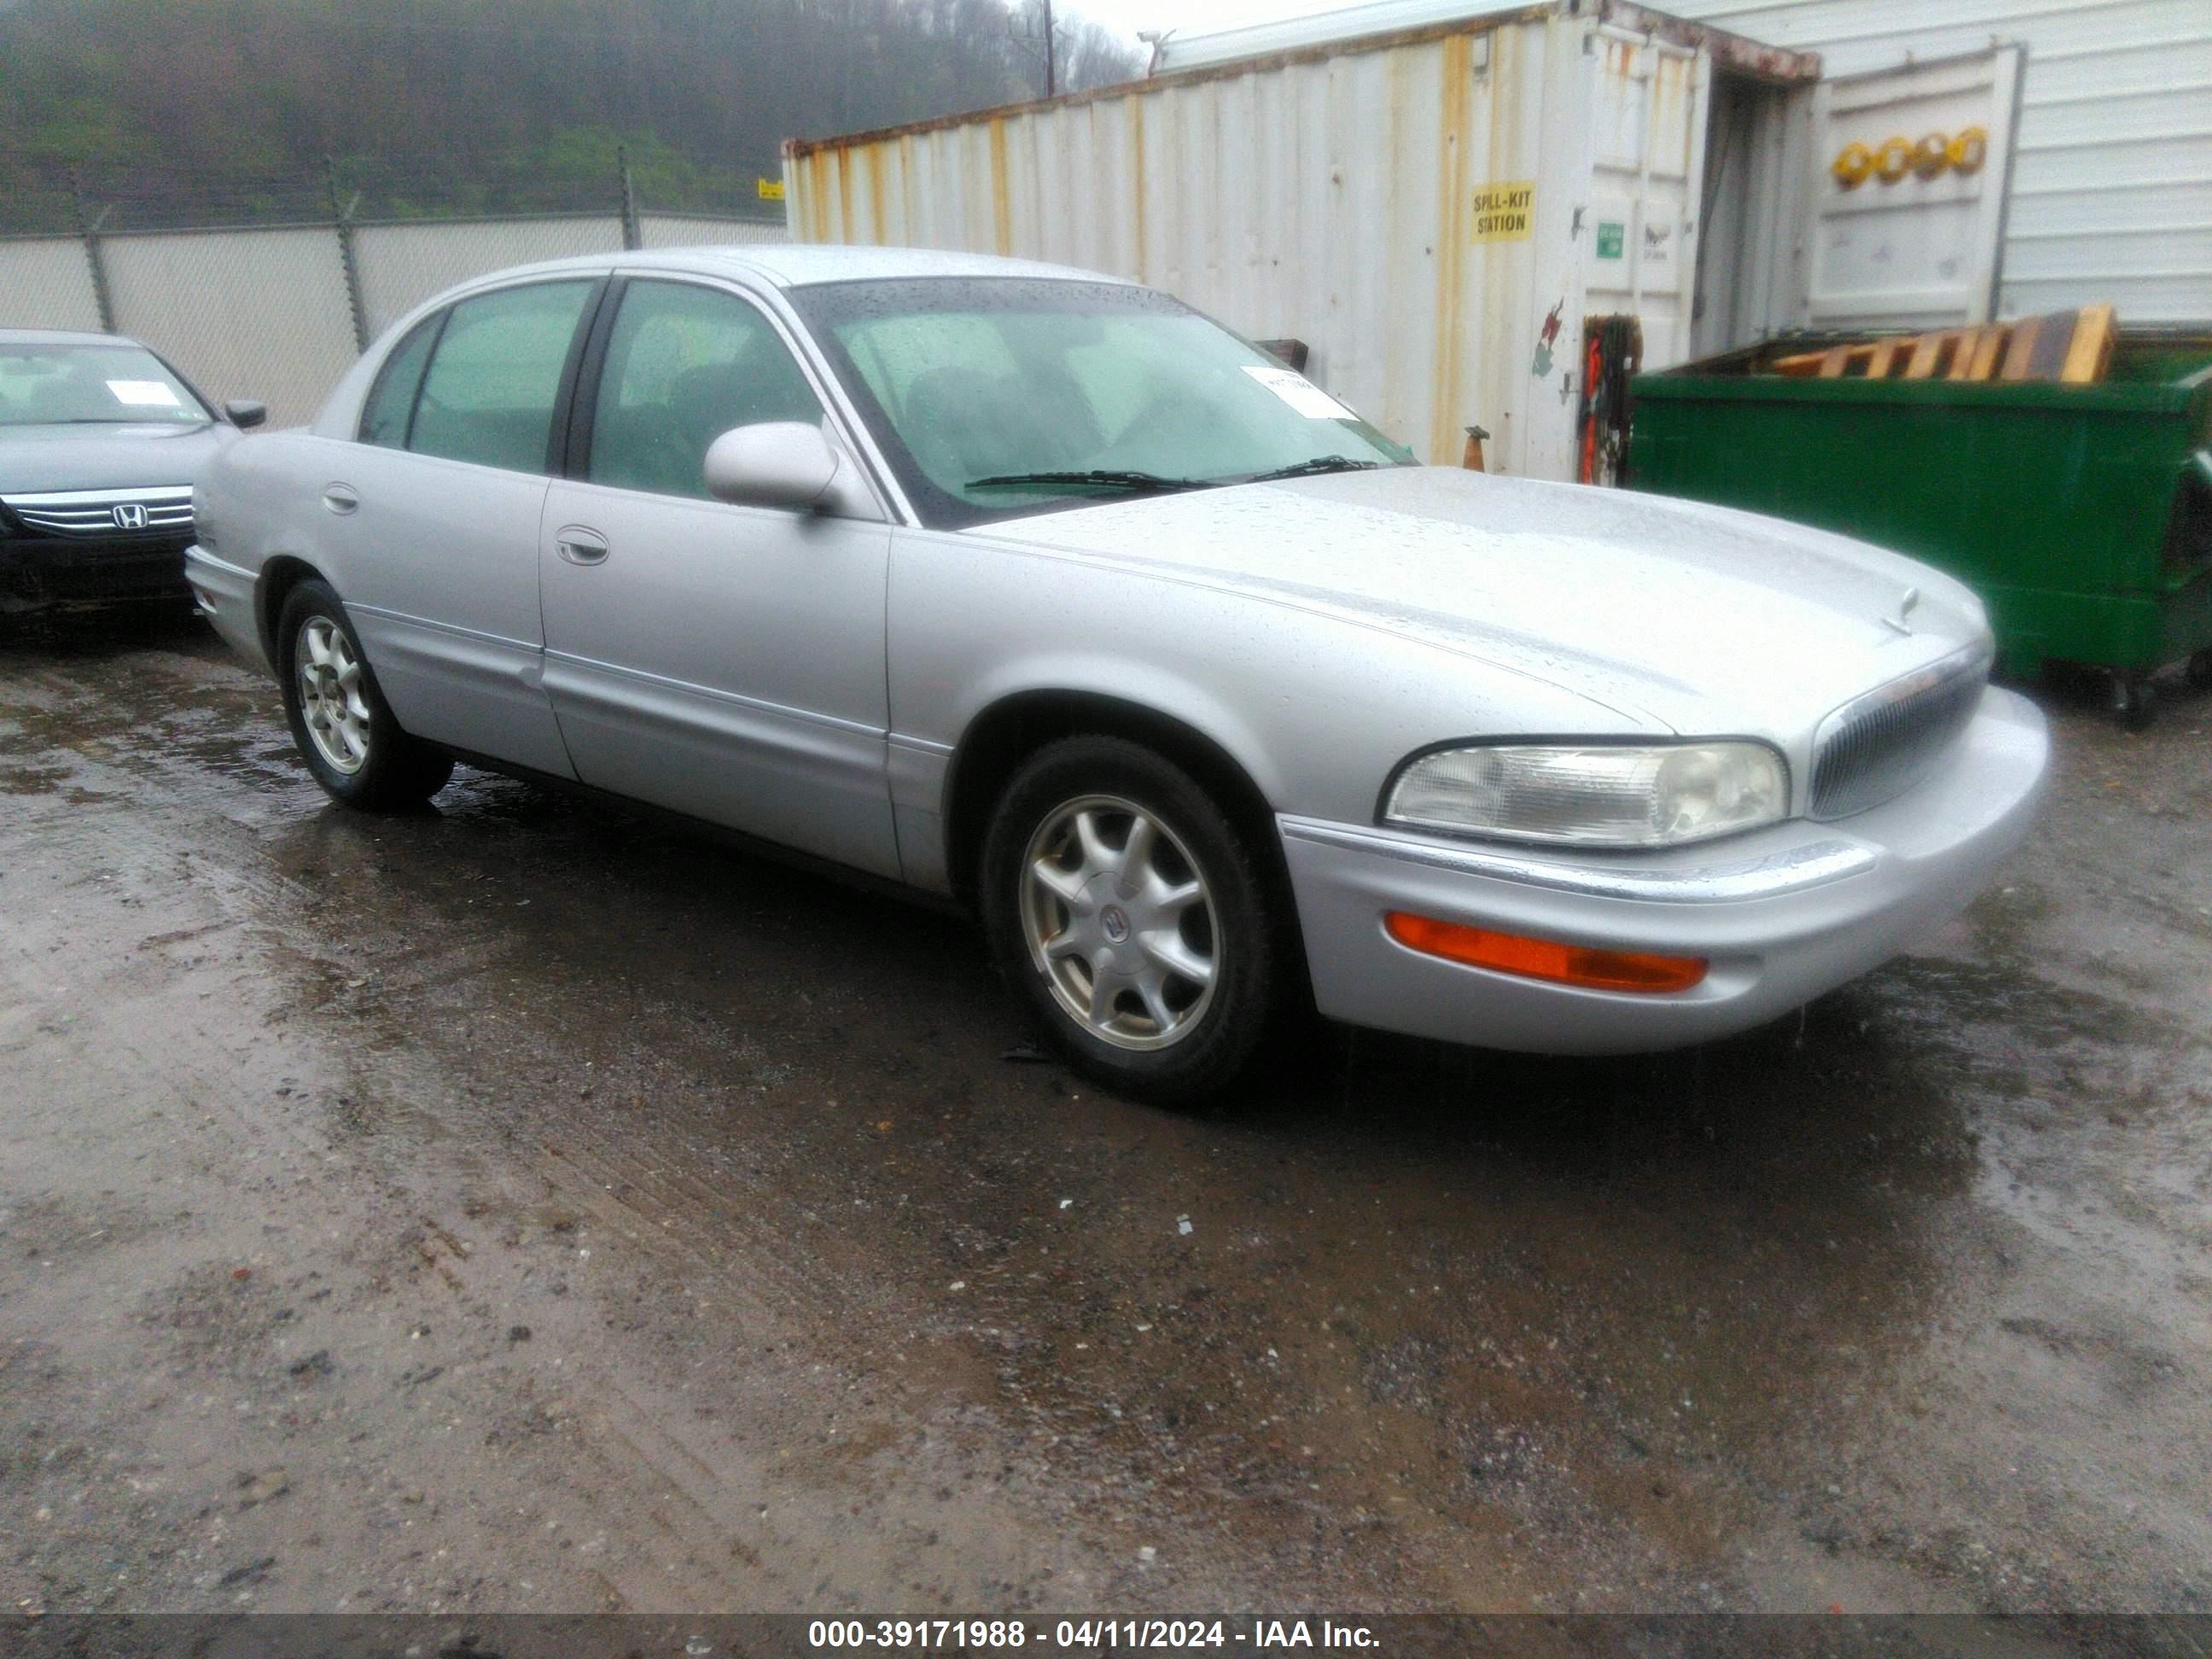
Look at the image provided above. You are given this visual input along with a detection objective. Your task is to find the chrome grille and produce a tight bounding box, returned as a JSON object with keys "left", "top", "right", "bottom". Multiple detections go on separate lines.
{"left": 3, "top": 486, "right": 194, "bottom": 537}
{"left": 1810, "top": 644, "right": 1991, "bottom": 820}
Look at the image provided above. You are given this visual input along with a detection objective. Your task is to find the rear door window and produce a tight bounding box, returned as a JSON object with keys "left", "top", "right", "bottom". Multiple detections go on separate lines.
{"left": 358, "top": 314, "right": 441, "bottom": 449}
{"left": 408, "top": 280, "right": 595, "bottom": 473}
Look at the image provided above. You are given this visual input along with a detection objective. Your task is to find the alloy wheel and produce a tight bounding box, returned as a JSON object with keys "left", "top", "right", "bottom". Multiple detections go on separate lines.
{"left": 1017, "top": 793, "right": 1219, "bottom": 1051}
{"left": 295, "top": 615, "right": 370, "bottom": 775}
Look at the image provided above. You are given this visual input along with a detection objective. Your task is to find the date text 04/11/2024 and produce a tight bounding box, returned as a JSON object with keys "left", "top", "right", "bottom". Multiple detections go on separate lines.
{"left": 806, "top": 1618, "right": 1381, "bottom": 1649}
{"left": 1068, "top": 1622, "right": 1377, "bottom": 1650}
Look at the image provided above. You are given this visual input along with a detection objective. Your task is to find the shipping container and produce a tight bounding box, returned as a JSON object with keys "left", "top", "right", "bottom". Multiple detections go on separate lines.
{"left": 783, "top": 2, "right": 1826, "bottom": 477}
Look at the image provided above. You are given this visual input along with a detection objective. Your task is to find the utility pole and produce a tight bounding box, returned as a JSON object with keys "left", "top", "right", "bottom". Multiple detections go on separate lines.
{"left": 1042, "top": 0, "right": 1057, "bottom": 97}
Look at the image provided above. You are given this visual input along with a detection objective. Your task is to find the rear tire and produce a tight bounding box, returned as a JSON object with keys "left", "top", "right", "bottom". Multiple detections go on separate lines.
{"left": 277, "top": 579, "right": 453, "bottom": 809}
{"left": 979, "top": 735, "right": 1289, "bottom": 1107}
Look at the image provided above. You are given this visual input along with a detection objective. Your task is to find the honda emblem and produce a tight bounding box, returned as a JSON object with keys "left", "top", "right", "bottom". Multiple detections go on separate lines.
{"left": 111, "top": 502, "right": 149, "bottom": 531}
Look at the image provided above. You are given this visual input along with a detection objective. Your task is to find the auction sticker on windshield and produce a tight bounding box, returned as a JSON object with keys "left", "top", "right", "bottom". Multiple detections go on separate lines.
{"left": 1242, "top": 365, "right": 1353, "bottom": 419}
{"left": 106, "top": 379, "right": 182, "bottom": 407}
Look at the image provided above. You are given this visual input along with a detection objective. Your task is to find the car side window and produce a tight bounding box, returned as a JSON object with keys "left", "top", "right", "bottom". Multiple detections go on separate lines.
{"left": 586, "top": 281, "right": 824, "bottom": 499}
{"left": 358, "top": 314, "right": 441, "bottom": 449}
{"left": 408, "top": 280, "right": 595, "bottom": 473}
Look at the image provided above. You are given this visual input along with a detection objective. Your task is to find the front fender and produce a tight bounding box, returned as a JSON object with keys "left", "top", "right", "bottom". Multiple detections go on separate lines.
{"left": 887, "top": 526, "right": 1644, "bottom": 889}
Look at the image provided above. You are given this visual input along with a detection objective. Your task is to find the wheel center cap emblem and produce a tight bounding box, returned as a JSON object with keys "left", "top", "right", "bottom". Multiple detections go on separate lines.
{"left": 1100, "top": 905, "right": 1130, "bottom": 943}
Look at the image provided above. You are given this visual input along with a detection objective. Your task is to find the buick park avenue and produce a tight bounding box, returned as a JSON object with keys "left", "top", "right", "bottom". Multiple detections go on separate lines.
{"left": 186, "top": 247, "right": 2047, "bottom": 1102}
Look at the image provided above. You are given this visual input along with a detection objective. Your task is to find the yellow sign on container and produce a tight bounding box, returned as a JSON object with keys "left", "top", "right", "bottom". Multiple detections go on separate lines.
{"left": 757, "top": 178, "right": 785, "bottom": 201}
{"left": 1471, "top": 181, "right": 1534, "bottom": 242}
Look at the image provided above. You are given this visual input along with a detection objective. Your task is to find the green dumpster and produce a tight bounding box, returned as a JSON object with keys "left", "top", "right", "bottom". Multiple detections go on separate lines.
{"left": 1627, "top": 329, "right": 2212, "bottom": 724}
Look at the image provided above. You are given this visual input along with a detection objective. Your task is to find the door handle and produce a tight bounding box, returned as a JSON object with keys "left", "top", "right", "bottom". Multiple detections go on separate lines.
{"left": 321, "top": 483, "right": 359, "bottom": 515}
{"left": 555, "top": 525, "right": 609, "bottom": 566}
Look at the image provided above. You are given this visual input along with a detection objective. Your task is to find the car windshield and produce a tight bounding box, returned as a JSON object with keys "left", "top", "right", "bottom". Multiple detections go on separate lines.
{"left": 787, "top": 277, "right": 1415, "bottom": 528}
{"left": 0, "top": 342, "right": 212, "bottom": 428}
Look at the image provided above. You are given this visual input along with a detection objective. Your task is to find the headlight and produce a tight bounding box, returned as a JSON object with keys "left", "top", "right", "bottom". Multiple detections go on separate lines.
{"left": 1382, "top": 742, "right": 1789, "bottom": 848}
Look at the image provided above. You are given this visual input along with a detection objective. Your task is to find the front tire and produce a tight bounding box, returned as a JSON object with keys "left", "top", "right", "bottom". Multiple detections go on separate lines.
{"left": 979, "top": 736, "right": 1288, "bottom": 1106}
{"left": 277, "top": 579, "right": 452, "bottom": 809}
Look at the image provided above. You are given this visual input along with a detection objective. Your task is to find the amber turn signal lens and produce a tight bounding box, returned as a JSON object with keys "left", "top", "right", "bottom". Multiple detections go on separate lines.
{"left": 1383, "top": 911, "right": 1708, "bottom": 993}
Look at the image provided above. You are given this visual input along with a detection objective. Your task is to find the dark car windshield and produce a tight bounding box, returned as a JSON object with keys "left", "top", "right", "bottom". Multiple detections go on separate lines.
{"left": 786, "top": 277, "right": 1413, "bottom": 529}
{"left": 0, "top": 342, "right": 212, "bottom": 428}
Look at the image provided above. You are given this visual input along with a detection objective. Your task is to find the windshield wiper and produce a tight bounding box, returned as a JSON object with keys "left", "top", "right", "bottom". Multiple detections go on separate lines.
{"left": 967, "top": 469, "right": 1208, "bottom": 495}
{"left": 1240, "top": 456, "right": 1385, "bottom": 483}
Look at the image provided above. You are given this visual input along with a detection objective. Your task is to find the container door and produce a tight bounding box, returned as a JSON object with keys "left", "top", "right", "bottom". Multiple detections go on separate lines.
{"left": 1806, "top": 47, "right": 2023, "bottom": 331}
{"left": 1580, "top": 31, "right": 1713, "bottom": 375}
{"left": 1690, "top": 71, "right": 1817, "bottom": 360}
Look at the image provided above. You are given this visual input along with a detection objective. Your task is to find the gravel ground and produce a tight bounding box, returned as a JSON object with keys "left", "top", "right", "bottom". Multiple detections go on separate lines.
{"left": 1, "top": 610, "right": 2207, "bottom": 1619}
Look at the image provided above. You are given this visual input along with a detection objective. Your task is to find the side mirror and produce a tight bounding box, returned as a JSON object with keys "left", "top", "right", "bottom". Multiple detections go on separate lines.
{"left": 703, "top": 422, "right": 841, "bottom": 511}
{"left": 224, "top": 399, "right": 268, "bottom": 430}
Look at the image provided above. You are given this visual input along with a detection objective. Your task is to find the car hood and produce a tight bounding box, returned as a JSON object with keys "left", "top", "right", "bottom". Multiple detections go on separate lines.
{"left": 0, "top": 422, "right": 229, "bottom": 494}
{"left": 993, "top": 466, "right": 1990, "bottom": 736}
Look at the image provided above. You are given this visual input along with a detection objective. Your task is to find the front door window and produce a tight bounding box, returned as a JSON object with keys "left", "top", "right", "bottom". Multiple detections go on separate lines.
{"left": 585, "top": 281, "right": 824, "bottom": 498}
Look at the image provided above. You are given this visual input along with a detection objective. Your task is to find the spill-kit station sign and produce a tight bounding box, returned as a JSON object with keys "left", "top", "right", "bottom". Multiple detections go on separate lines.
{"left": 1472, "top": 181, "right": 1534, "bottom": 242}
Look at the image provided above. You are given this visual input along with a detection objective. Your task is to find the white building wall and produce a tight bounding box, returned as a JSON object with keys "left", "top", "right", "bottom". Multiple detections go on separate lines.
{"left": 1661, "top": 0, "right": 2212, "bottom": 320}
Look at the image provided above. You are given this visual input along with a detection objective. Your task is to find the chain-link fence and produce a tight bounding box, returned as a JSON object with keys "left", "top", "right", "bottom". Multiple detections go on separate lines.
{"left": 102, "top": 225, "right": 364, "bottom": 435}
{"left": 1, "top": 236, "right": 107, "bottom": 335}
{"left": 2, "top": 172, "right": 786, "bottom": 425}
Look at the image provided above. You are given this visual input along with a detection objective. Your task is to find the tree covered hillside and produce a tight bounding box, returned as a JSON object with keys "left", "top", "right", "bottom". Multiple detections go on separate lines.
{"left": 0, "top": 0, "right": 1141, "bottom": 230}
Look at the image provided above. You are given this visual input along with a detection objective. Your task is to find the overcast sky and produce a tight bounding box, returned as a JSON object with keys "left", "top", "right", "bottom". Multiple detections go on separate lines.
{"left": 1069, "top": 0, "right": 1353, "bottom": 47}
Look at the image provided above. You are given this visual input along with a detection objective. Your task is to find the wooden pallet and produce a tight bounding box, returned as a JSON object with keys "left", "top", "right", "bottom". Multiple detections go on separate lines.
{"left": 1767, "top": 305, "right": 2115, "bottom": 384}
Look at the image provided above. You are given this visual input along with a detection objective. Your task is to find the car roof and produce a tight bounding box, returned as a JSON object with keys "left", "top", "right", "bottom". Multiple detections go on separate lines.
{"left": 0, "top": 328, "right": 151, "bottom": 348}
{"left": 451, "top": 243, "right": 1136, "bottom": 292}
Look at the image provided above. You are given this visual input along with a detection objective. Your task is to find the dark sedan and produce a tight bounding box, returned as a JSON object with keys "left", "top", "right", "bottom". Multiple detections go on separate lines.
{"left": 0, "top": 328, "right": 262, "bottom": 619}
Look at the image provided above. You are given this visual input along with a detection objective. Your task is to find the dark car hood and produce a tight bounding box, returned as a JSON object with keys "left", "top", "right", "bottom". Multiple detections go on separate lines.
{"left": 0, "top": 422, "right": 230, "bottom": 494}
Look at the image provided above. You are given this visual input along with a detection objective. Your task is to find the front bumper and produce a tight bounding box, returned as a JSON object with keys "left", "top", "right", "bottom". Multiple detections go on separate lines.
{"left": 0, "top": 530, "right": 194, "bottom": 611}
{"left": 1279, "top": 685, "right": 2050, "bottom": 1055}
{"left": 183, "top": 546, "right": 271, "bottom": 672}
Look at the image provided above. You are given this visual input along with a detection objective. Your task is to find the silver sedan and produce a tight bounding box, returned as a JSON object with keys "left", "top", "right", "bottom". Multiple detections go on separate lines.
{"left": 187, "top": 246, "right": 2048, "bottom": 1102}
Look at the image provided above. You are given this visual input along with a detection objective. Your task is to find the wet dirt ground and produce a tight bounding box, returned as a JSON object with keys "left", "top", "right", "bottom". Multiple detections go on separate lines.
{"left": 2, "top": 610, "right": 2207, "bottom": 1619}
